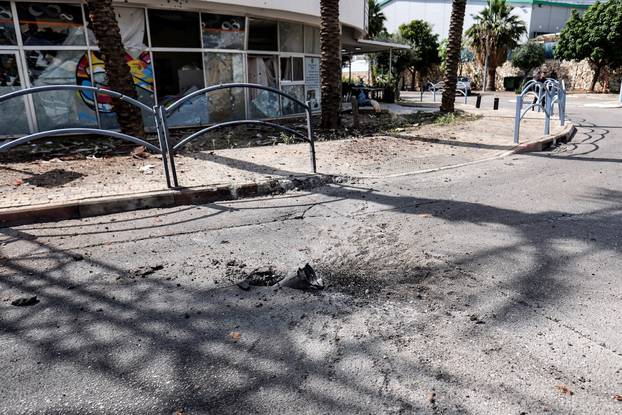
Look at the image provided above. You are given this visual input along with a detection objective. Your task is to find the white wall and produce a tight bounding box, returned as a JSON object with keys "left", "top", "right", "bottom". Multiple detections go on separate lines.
{"left": 139, "top": 0, "right": 367, "bottom": 33}
{"left": 529, "top": 4, "right": 574, "bottom": 37}
{"left": 382, "top": 0, "right": 532, "bottom": 40}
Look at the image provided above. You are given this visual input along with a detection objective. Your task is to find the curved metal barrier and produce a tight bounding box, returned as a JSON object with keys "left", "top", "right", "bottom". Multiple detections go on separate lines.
{"left": 421, "top": 81, "right": 468, "bottom": 104}
{"left": 0, "top": 85, "right": 176, "bottom": 188}
{"left": 0, "top": 83, "right": 318, "bottom": 190}
{"left": 513, "top": 78, "right": 566, "bottom": 144}
{"left": 161, "top": 83, "right": 317, "bottom": 187}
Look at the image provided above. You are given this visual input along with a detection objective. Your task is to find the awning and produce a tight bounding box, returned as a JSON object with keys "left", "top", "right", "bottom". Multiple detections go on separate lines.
{"left": 341, "top": 38, "right": 410, "bottom": 55}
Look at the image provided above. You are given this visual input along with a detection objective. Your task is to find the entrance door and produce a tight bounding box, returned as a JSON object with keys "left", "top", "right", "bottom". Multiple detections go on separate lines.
{"left": 247, "top": 54, "right": 279, "bottom": 119}
{"left": 0, "top": 51, "right": 31, "bottom": 136}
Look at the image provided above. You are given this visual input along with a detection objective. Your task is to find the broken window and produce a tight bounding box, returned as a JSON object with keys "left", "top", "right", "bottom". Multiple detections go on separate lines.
{"left": 281, "top": 84, "right": 305, "bottom": 115}
{"left": 247, "top": 55, "right": 280, "bottom": 118}
{"left": 248, "top": 19, "right": 277, "bottom": 51}
{"left": 153, "top": 51, "right": 207, "bottom": 127}
{"left": 0, "top": 1, "right": 17, "bottom": 45}
{"left": 17, "top": 2, "right": 86, "bottom": 46}
{"left": 148, "top": 9, "right": 200, "bottom": 48}
{"left": 202, "top": 13, "right": 245, "bottom": 50}
{"left": 26, "top": 50, "right": 97, "bottom": 130}
{"left": 204, "top": 52, "right": 245, "bottom": 123}
{"left": 280, "top": 56, "right": 304, "bottom": 82}
{"left": 0, "top": 53, "right": 29, "bottom": 136}
{"left": 279, "top": 21, "right": 303, "bottom": 53}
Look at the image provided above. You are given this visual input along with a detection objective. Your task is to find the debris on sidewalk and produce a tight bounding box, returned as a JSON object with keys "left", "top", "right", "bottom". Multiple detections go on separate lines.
{"left": 278, "top": 264, "right": 324, "bottom": 290}
{"left": 555, "top": 384, "right": 574, "bottom": 395}
{"left": 236, "top": 264, "right": 324, "bottom": 291}
{"left": 129, "top": 264, "right": 164, "bottom": 278}
{"left": 11, "top": 296, "right": 39, "bottom": 307}
{"left": 131, "top": 146, "right": 150, "bottom": 159}
{"left": 228, "top": 331, "right": 241, "bottom": 342}
{"left": 139, "top": 164, "right": 155, "bottom": 175}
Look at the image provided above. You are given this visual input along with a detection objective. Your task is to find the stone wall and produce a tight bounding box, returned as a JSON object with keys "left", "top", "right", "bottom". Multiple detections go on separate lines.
{"left": 396, "top": 59, "right": 621, "bottom": 93}
{"left": 494, "top": 59, "right": 622, "bottom": 92}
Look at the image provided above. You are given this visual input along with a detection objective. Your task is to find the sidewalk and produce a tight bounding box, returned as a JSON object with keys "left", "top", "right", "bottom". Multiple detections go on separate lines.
{"left": 1, "top": 111, "right": 559, "bottom": 213}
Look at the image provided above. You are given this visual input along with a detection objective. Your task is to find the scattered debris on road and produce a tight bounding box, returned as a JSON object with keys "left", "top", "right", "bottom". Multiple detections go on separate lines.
{"left": 228, "top": 331, "right": 241, "bottom": 342}
{"left": 236, "top": 264, "right": 324, "bottom": 291}
{"left": 11, "top": 296, "right": 39, "bottom": 307}
{"left": 278, "top": 264, "right": 324, "bottom": 290}
{"left": 139, "top": 164, "right": 155, "bottom": 175}
{"left": 555, "top": 384, "right": 574, "bottom": 396}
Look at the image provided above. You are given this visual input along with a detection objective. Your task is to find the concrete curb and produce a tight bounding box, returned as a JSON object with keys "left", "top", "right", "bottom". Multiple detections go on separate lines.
{"left": 345, "top": 122, "right": 577, "bottom": 180}
{"left": 0, "top": 175, "right": 334, "bottom": 228}
{"left": 0, "top": 123, "right": 576, "bottom": 228}
{"left": 513, "top": 122, "right": 576, "bottom": 154}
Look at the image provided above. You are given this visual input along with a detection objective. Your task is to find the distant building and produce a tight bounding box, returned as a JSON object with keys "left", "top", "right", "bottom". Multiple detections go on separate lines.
{"left": 379, "top": 0, "right": 595, "bottom": 39}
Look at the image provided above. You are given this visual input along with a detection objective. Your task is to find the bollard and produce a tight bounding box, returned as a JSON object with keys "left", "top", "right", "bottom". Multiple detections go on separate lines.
{"left": 493, "top": 97, "right": 499, "bottom": 110}
{"left": 514, "top": 95, "right": 523, "bottom": 144}
{"left": 475, "top": 95, "right": 481, "bottom": 108}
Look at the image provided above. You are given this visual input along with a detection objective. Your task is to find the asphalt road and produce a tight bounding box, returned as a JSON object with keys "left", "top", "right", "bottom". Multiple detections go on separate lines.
{"left": 1, "top": 102, "right": 621, "bottom": 414}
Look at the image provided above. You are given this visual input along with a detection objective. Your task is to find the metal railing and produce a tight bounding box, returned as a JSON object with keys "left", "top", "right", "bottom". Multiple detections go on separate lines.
{"left": 513, "top": 78, "right": 566, "bottom": 144}
{"left": 0, "top": 85, "right": 176, "bottom": 188}
{"left": 0, "top": 83, "right": 317, "bottom": 189}
{"left": 421, "top": 81, "right": 469, "bottom": 104}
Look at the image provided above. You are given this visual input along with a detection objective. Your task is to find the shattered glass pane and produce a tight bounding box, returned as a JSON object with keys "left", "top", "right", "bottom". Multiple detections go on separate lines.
{"left": 26, "top": 50, "right": 97, "bottom": 130}
{"left": 0, "top": 1, "right": 17, "bottom": 45}
{"left": 247, "top": 55, "right": 280, "bottom": 119}
{"left": 202, "top": 13, "right": 245, "bottom": 50}
{"left": 0, "top": 53, "right": 29, "bottom": 136}
{"left": 281, "top": 84, "right": 305, "bottom": 116}
{"left": 204, "top": 52, "right": 245, "bottom": 123}
{"left": 279, "top": 21, "right": 303, "bottom": 53}
{"left": 17, "top": 2, "right": 86, "bottom": 46}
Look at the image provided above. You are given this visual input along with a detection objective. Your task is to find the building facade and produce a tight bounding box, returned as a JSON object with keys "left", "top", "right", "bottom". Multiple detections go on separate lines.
{"left": 379, "top": 0, "right": 594, "bottom": 40}
{"left": 0, "top": 0, "right": 368, "bottom": 136}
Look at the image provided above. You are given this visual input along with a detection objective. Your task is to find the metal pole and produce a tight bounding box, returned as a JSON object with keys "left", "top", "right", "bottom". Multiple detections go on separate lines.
{"left": 158, "top": 106, "right": 179, "bottom": 187}
{"left": 154, "top": 105, "right": 173, "bottom": 189}
{"left": 514, "top": 95, "right": 522, "bottom": 144}
{"left": 483, "top": 37, "right": 489, "bottom": 92}
{"left": 544, "top": 89, "right": 552, "bottom": 135}
{"left": 305, "top": 104, "right": 317, "bottom": 173}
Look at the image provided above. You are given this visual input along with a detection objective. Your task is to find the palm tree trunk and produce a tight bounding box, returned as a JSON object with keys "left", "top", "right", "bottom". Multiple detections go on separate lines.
{"left": 440, "top": 0, "right": 467, "bottom": 113}
{"left": 86, "top": 0, "right": 144, "bottom": 137}
{"left": 320, "top": 0, "right": 341, "bottom": 129}
{"left": 487, "top": 66, "right": 497, "bottom": 91}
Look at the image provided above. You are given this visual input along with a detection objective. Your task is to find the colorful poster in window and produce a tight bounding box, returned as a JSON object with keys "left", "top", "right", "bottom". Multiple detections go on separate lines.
{"left": 75, "top": 50, "right": 153, "bottom": 113}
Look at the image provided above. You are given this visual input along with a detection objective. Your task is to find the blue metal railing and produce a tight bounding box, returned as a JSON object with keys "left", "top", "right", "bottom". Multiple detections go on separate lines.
{"left": 513, "top": 78, "right": 566, "bottom": 144}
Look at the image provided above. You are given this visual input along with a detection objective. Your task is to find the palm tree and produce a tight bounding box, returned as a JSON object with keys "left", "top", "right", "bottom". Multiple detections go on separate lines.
{"left": 320, "top": 0, "right": 341, "bottom": 129}
{"left": 86, "top": 0, "right": 144, "bottom": 137}
{"left": 465, "top": 0, "right": 526, "bottom": 91}
{"left": 440, "top": 0, "right": 467, "bottom": 113}
{"left": 368, "top": 0, "right": 387, "bottom": 38}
